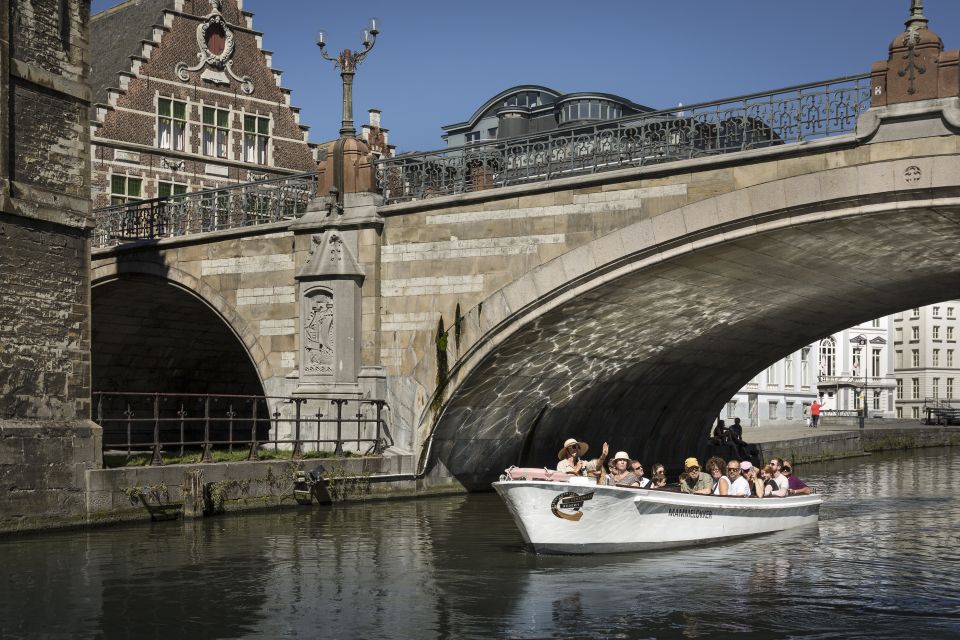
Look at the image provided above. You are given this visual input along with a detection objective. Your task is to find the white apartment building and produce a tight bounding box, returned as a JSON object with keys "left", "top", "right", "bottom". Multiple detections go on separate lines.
{"left": 892, "top": 301, "right": 960, "bottom": 420}
{"left": 726, "top": 317, "right": 896, "bottom": 427}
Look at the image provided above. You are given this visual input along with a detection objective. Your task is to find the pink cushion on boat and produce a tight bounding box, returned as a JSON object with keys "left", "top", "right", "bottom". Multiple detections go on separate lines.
{"left": 504, "top": 467, "right": 571, "bottom": 482}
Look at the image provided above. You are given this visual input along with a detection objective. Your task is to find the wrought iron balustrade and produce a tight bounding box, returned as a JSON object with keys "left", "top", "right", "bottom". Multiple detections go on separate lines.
{"left": 376, "top": 73, "right": 872, "bottom": 203}
{"left": 93, "top": 172, "right": 318, "bottom": 249}
{"left": 93, "top": 391, "right": 393, "bottom": 465}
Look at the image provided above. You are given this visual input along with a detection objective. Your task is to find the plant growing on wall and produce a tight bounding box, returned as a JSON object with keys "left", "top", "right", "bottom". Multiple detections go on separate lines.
{"left": 432, "top": 317, "right": 449, "bottom": 419}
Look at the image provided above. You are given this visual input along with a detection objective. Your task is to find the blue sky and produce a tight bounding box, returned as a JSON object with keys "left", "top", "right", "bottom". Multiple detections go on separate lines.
{"left": 91, "top": 1, "right": 960, "bottom": 152}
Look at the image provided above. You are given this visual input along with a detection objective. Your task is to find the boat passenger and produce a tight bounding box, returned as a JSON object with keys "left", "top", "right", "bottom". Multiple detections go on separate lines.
{"left": 741, "top": 461, "right": 764, "bottom": 497}
{"left": 679, "top": 457, "right": 712, "bottom": 494}
{"left": 606, "top": 451, "right": 640, "bottom": 487}
{"left": 768, "top": 458, "right": 789, "bottom": 497}
{"left": 781, "top": 459, "right": 812, "bottom": 496}
{"left": 629, "top": 460, "right": 651, "bottom": 488}
{"left": 556, "top": 438, "right": 609, "bottom": 476}
{"left": 706, "top": 457, "right": 730, "bottom": 496}
{"left": 726, "top": 460, "right": 751, "bottom": 497}
{"left": 649, "top": 463, "right": 667, "bottom": 488}
{"left": 760, "top": 464, "right": 778, "bottom": 496}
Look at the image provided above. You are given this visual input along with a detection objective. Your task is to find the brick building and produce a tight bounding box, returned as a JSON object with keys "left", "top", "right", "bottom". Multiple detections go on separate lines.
{"left": 89, "top": 0, "right": 318, "bottom": 208}
{"left": 1, "top": 0, "right": 100, "bottom": 531}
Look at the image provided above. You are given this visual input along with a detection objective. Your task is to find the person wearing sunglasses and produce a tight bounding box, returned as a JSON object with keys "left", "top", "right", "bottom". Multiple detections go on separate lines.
{"left": 629, "top": 461, "right": 651, "bottom": 488}
{"left": 781, "top": 459, "right": 812, "bottom": 496}
{"left": 706, "top": 457, "right": 731, "bottom": 496}
{"left": 767, "top": 458, "right": 789, "bottom": 497}
{"left": 726, "top": 460, "right": 751, "bottom": 497}
{"left": 556, "top": 437, "right": 609, "bottom": 476}
{"left": 740, "top": 461, "right": 764, "bottom": 497}
{"left": 679, "top": 457, "right": 712, "bottom": 494}
{"left": 648, "top": 463, "right": 668, "bottom": 489}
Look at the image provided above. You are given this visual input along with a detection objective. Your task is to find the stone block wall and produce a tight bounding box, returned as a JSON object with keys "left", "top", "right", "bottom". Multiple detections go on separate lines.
{"left": 0, "top": 216, "right": 90, "bottom": 419}
{"left": 1, "top": 0, "right": 100, "bottom": 530}
{"left": 0, "top": 420, "right": 101, "bottom": 532}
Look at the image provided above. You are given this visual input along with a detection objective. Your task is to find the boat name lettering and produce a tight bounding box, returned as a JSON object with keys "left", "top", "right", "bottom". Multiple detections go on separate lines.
{"left": 550, "top": 491, "right": 594, "bottom": 522}
{"left": 668, "top": 507, "right": 713, "bottom": 519}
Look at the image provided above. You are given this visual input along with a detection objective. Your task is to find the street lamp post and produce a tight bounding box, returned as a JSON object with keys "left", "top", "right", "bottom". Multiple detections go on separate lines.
{"left": 316, "top": 18, "right": 380, "bottom": 138}
{"left": 851, "top": 335, "right": 868, "bottom": 429}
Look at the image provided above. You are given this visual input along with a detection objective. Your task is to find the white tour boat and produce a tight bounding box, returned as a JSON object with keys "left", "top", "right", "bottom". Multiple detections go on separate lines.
{"left": 493, "top": 468, "right": 822, "bottom": 554}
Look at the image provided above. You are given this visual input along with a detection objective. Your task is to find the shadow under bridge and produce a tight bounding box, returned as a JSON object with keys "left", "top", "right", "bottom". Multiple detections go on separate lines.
{"left": 429, "top": 204, "right": 960, "bottom": 489}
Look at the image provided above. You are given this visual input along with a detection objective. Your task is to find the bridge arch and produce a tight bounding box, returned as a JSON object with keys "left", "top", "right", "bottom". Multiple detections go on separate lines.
{"left": 90, "top": 260, "right": 270, "bottom": 397}
{"left": 427, "top": 156, "right": 960, "bottom": 488}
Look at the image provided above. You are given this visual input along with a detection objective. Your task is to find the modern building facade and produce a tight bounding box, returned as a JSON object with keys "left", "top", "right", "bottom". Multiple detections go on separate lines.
{"left": 727, "top": 317, "right": 897, "bottom": 427}
{"left": 892, "top": 301, "right": 960, "bottom": 420}
{"left": 441, "top": 85, "right": 654, "bottom": 147}
{"left": 89, "top": 0, "right": 318, "bottom": 209}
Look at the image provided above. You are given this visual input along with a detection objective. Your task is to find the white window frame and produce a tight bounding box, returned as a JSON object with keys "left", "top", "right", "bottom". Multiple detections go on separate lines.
{"left": 243, "top": 113, "right": 271, "bottom": 164}
{"left": 157, "top": 96, "right": 187, "bottom": 151}
{"left": 203, "top": 105, "right": 230, "bottom": 159}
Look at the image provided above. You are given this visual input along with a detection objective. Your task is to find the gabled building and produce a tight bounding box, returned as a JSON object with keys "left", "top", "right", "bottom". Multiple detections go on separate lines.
{"left": 89, "top": 0, "right": 317, "bottom": 208}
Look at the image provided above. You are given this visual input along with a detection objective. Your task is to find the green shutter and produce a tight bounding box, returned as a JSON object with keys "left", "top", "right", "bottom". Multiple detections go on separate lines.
{"left": 244, "top": 115, "right": 256, "bottom": 132}
{"left": 203, "top": 106, "right": 214, "bottom": 125}
{"left": 173, "top": 101, "right": 186, "bottom": 120}
{"left": 258, "top": 117, "right": 269, "bottom": 134}
{"left": 158, "top": 98, "right": 171, "bottom": 117}
{"left": 158, "top": 182, "right": 171, "bottom": 197}
{"left": 110, "top": 175, "right": 125, "bottom": 194}
{"left": 217, "top": 109, "right": 229, "bottom": 128}
{"left": 127, "top": 178, "right": 142, "bottom": 198}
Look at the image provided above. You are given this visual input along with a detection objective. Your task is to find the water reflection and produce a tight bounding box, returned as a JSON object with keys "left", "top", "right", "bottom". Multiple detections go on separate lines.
{"left": 0, "top": 449, "right": 959, "bottom": 638}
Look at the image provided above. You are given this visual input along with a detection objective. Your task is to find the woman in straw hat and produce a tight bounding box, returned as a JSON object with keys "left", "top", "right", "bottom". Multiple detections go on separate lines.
{"left": 606, "top": 451, "right": 641, "bottom": 487}
{"left": 556, "top": 437, "right": 609, "bottom": 476}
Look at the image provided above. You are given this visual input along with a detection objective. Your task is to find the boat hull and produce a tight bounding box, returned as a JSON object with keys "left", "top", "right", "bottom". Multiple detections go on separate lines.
{"left": 492, "top": 480, "right": 822, "bottom": 554}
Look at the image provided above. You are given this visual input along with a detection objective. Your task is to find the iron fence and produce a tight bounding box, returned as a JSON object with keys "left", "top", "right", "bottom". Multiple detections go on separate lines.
{"left": 376, "top": 73, "right": 872, "bottom": 203}
{"left": 93, "top": 391, "right": 393, "bottom": 465}
{"left": 93, "top": 172, "right": 318, "bottom": 249}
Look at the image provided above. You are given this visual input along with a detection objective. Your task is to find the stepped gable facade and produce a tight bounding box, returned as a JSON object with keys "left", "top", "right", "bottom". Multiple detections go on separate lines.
{"left": 90, "top": 0, "right": 317, "bottom": 209}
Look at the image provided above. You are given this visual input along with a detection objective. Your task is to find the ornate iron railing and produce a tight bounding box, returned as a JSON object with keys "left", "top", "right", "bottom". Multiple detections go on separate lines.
{"left": 93, "top": 391, "right": 393, "bottom": 465}
{"left": 376, "top": 73, "right": 872, "bottom": 203}
{"left": 92, "top": 172, "right": 318, "bottom": 248}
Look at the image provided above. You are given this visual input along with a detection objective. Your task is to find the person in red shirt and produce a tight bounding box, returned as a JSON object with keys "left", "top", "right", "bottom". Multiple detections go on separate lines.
{"left": 810, "top": 399, "right": 822, "bottom": 428}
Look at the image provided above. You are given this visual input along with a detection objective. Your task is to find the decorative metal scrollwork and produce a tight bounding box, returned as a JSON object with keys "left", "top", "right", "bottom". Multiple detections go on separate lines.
{"left": 376, "top": 73, "right": 872, "bottom": 204}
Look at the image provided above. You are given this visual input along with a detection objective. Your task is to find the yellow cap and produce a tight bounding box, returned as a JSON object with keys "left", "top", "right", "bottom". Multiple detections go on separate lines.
{"left": 684, "top": 457, "right": 700, "bottom": 469}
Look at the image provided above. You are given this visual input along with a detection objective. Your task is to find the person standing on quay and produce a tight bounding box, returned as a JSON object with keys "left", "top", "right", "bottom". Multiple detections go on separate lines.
{"left": 810, "top": 399, "right": 823, "bottom": 429}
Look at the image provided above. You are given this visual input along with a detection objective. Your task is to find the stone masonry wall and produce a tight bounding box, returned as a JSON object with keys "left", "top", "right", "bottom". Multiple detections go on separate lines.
{"left": 1, "top": 0, "right": 100, "bottom": 531}
{"left": 0, "top": 215, "right": 90, "bottom": 420}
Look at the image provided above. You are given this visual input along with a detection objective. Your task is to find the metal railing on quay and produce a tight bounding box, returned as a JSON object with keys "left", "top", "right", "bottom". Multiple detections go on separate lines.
{"left": 376, "top": 73, "right": 872, "bottom": 203}
{"left": 93, "top": 172, "right": 318, "bottom": 249}
{"left": 93, "top": 391, "right": 393, "bottom": 465}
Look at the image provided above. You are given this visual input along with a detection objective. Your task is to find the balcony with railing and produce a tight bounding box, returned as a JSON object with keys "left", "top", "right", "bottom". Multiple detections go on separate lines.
{"left": 376, "top": 74, "right": 872, "bottom": 204}
{"left": 93, "top": 172, "right": 318, "bottom": 249}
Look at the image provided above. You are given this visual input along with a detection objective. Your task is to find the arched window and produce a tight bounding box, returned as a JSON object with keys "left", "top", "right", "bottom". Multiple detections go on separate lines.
{"left": 819, "top": 337, "right": 836, "bottom": 377}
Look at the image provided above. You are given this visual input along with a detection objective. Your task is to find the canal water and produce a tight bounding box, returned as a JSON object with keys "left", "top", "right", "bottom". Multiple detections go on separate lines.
{"left": 1, "top": 447, "right": 959, "bottom": 639}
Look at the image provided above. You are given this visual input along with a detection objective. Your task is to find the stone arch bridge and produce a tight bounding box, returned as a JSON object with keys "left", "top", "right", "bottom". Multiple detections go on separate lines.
{"left": 92, "top": 87, "right": 960, "bottom": 488}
